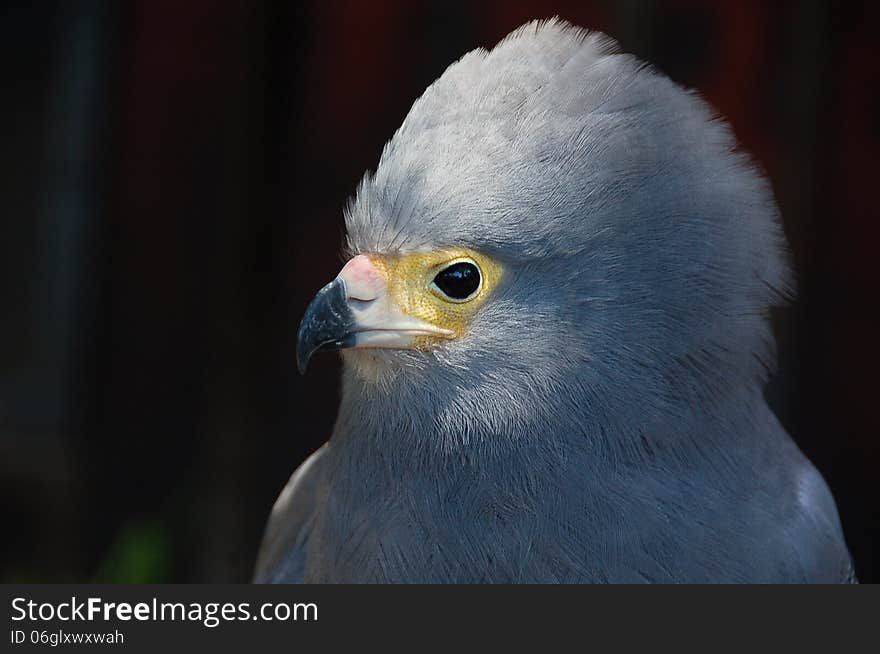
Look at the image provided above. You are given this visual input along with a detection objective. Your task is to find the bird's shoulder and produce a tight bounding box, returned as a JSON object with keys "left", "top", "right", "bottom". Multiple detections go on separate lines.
{"left": 779, "top": 451, "right": 856, "bottom": 583}
{"left": 609, "top": 406, "right": 855, "bottom": 583}
{"left": 730, "top": 405, "right": 855, "bottom": 583}
{"left": 252, "top": 443, "right": 328, "bottom": 583}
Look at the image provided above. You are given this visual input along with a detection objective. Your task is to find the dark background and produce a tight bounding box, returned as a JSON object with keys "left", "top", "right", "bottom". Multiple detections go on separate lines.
{"left": 1, "top": 0, "right": 877, "bottom": 583}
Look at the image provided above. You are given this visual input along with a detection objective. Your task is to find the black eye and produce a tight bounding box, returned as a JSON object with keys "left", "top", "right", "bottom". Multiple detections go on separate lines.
{"left": 432, "top": 260, "right": 481, "bottom": 301}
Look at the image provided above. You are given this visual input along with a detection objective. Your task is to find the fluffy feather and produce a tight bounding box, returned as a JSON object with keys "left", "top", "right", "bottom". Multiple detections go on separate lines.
{"left": 255, "top": 19, "right": 853, "bottom": 583}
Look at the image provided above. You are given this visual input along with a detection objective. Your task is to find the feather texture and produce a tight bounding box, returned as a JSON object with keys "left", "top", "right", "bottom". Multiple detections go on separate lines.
{"left": 255, "top": 19, "right": 852, "bottom": 583}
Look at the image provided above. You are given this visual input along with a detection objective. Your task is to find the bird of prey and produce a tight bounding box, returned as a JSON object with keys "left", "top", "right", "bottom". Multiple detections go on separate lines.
{"left": 255, "top": 19, "right": 854, "bottom": 583}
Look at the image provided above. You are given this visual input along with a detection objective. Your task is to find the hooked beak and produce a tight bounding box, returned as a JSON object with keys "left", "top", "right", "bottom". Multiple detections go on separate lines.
{"left": 296, "top": 255, "right": 453, "bottom": 373}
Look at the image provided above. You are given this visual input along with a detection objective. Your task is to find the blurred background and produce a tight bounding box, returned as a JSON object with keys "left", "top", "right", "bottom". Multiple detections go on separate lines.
{"left": 1, "top": 0, "right": 877, "bottom": 583}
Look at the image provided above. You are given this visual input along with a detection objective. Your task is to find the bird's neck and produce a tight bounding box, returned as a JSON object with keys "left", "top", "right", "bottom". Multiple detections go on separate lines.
{"left": 332, "top": 363, "right": 774, "bottom": 474}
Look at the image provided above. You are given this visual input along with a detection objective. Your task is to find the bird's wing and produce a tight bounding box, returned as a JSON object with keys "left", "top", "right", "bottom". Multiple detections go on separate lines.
{"left": 787, "top": 458, "right": 857, "bottom": 583}
{"left": 754, "top": 400, "right": 855, "bottom": 583}
{"left": 252, "top": 444, "right": 328, "bottom": 583}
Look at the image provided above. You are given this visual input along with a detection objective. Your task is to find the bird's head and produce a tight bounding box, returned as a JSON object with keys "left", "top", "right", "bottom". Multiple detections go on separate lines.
{"left": 296, "top": 19, "right": 790, "bottom": 447}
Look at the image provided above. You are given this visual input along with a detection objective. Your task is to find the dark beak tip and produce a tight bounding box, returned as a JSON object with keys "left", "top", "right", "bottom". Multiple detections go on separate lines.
{"left": 295, "top": 278, "right": 354, "bottom": 375}
{"left": 295, "top": 322, "right": 318, "bottom": 375}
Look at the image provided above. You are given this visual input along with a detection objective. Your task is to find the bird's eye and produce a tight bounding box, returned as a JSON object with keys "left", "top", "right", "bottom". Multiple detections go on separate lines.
{"left": 431, "top": 260, "right": 482, "bottom": 301}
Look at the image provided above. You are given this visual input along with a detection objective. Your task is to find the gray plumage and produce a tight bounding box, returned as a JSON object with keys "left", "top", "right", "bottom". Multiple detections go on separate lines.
{"left": 255, "top": 19, "right": 853, "bottom": 583}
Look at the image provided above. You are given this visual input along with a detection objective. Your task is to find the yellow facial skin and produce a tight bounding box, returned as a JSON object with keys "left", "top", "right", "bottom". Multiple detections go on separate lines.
{"left": 367, "top": 248, "right": 503, "bottom": 348}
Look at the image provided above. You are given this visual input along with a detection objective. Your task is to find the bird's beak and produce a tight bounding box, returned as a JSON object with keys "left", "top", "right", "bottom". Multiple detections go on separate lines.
{"left": 296, "top": 254, "right": 453, "bottom": 373}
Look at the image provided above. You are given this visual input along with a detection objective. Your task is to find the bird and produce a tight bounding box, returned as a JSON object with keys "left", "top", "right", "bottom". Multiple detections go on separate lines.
{"left": 254, "top": 18, "right": 855, "bottom": 583}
